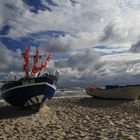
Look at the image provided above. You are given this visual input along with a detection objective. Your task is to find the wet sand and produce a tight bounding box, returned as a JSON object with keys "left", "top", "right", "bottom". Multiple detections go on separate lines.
{"left": 0, "top": 96, "right": 140, "bottom": 140}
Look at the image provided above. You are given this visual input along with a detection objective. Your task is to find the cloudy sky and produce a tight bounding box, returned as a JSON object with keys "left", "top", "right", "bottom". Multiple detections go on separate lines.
{"left": 1, "top": 0, "right": 140, "bottom": 87}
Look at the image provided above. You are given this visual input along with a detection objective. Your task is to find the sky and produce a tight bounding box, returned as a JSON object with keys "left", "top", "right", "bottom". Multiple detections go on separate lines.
{"left": 1, "top": 0, "right": 140, "bottom": 87}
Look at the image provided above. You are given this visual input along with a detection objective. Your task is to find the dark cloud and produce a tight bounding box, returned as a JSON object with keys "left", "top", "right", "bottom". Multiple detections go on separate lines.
{"left": 129, "top": 40, "right": 140, "bottom": 53}
{"left": 101, "top": 18, "right": 128, "bottom": 42}
{"left": 54, "top": 48, "right": 100, "bottom": 71}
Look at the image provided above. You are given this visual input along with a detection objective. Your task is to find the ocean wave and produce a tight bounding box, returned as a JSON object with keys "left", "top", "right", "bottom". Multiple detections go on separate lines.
{"left": 55, "top": 88, "right": 87, "bottom": 97}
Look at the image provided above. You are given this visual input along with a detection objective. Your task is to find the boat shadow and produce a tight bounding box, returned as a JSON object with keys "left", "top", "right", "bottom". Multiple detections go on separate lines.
{"left": 0, "top": 104, "right": 37, "bottom": 120}
{"left": 75, "top": 97, "right": 131, "bottom": 108}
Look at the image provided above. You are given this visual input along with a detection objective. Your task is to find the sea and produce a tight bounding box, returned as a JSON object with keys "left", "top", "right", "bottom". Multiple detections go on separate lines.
{"left": 55, "top": 88, "right": 87, "bottom": 97}
{"left": 0, "top": 82, "right": 87, "bottom": 100}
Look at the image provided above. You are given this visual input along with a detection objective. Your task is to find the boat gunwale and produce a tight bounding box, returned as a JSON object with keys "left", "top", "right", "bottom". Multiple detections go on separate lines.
{"left": 1, "top": 82, "right": 56, "bottom": 94}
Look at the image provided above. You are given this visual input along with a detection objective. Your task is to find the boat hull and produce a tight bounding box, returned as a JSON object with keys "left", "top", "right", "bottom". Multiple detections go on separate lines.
{"left": 86, "top": 86, "right": 140, "bottom": 100}
{"left": 1, "top": 75, "right": 57, "bottom": 109}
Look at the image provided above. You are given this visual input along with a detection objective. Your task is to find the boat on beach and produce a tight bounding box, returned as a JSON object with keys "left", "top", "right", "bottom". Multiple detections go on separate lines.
{"left": 85, "top": 85, "right": 140, "bottom": 100}
{"left": 1, "top": 47, "right": 59, "bottom": 110}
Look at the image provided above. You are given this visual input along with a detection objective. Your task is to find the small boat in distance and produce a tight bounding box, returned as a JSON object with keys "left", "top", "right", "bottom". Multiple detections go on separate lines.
{"left": 85, "top": 85, "right": 140, "bottom": 100}
{"left": 1, "top": 47, "right": 59, "bottom": 111}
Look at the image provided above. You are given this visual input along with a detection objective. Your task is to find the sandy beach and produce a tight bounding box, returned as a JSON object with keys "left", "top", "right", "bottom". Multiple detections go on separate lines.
{"left": 0, "top": 96, "right": 140, "bottom": 140}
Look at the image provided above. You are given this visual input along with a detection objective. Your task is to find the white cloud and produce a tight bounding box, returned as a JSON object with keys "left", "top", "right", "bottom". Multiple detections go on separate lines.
{"left": 1, "top": 0, "right": 140, "bottom": 87}
{"left": 0, "top": 0, "right": 27, "bottom": 30}
{"left": 1, "top": 0, "right": 140, "bottom": 45}
{"left": 0, "top": 44, "right": 23, "bottom": 72}
{"left": 101, "top": 53, "right": 140, "bottom": 62}
{"left": 1, "top": 0, "right": 140, "bottom": 51}
{"left": 57, "top": 59, "right": 140, "bottom": 87}
{"left": 47, "top": 33, "right": 98, "bottom": 53}
{"left": 0, "top": 1, "right": 128, "bottom": 36}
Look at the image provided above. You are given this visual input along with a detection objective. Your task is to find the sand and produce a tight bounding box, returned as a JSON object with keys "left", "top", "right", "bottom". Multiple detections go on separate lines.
{"left": 0, "top": 96, "right": 140, "bottom": 140}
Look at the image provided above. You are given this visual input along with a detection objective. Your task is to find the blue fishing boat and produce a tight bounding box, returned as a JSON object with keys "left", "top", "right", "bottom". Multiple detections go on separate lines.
{"left": 1, "top": 47, "right": 59, "bottom": 110}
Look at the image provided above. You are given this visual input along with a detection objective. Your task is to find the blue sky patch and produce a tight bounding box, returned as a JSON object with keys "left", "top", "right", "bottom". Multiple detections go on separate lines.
{"left": 23, "top": 0, "right": 58, "bottom": 13}
{"left": 0, "top": 25, "right": 10, "bottom": 35}
{"left": 0, "top": 30, "right": 66, "bottom": 51}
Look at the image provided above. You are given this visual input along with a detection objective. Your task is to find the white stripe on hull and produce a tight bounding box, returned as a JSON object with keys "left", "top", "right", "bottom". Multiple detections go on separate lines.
{"left": 1, "top": 82, "right": 56, "bottom": 94}
{"left": 86, "top": 86, "right": 140, "bottom": 100}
